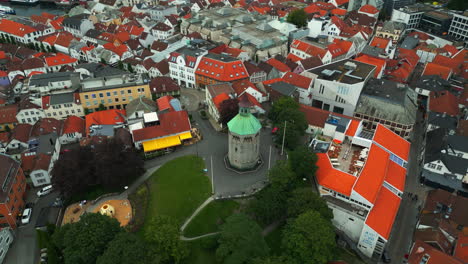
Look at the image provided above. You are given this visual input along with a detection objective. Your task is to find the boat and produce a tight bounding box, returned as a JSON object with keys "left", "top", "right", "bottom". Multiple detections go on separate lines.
{"left": 0, "top": 5, "right": 15, "bottom": 14}
{"left": 54, "top": 0, "right": 71, "bottom": 6}
{"left": 9, "top": 0, "right": 39, "bottom": 5}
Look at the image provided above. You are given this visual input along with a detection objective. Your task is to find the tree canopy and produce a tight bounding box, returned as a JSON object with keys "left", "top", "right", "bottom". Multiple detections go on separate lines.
{"left": 286, "top": 9, "right": 308, "bottom": 28}
{"left": 216, "top": 213, "right": 269, "bottom": 264}
{"left": 288, "top": 146, "right": 318, "bottom": 180}
{"left": 247, "top": 184, "right": 288, "bottom": 226}
{"left": 281, "top": 210, "right": 336, "bottom": 264}
{"left": 97, "top": 232, "right": 150, "bottom": 264}
{"left": 269, "top": 97, "right": 307, "bottom": 149}
{"left": 268, "top": 160, "right": 297, "bottom": 191}
{"left": 286, "top": 187, "right": 333, "bottom": 220}
{"left": 52, "top": 138, "right": 144, "bottom": 198}
{"left": 144, "top": 215, "right": 189, "bottom": 264}
{"left": 219, "top": 98, "right": 239, "bottom": 126}
{"left": 447, "top": 0, "right": 468, "bottom": 11}
{"left": 52, "top": 213, "right": 122, "bottom": 264}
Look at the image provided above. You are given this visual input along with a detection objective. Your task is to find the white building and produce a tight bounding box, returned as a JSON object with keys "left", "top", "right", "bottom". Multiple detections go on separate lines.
{"left": 391, "top": 4, "right": 427, "bottom": 29}
{"left": 28, "top": 72, "right": 80, "bottom": 96}
{"left": 16, "top": 99, "right": 45, "bottom": 125}
{"left": 62, "top": 17, "right": 94, "bottom": 38}
{"left": 0, "top": 228, "right": 13, "bottom": 264}
{"left": 308, "top": 60, "right": 376, "bottom": 116}
{"left": 42, "top": 93, "right": 84, "bottom": 120}
{"left": 448, "top": 11, "right": 468, "bottom": 41}
{"left": 168, "top": 46, "right": 207, "bottom": 89}
{"left": 312, "top": 124, "right": 410, "bottom": 260}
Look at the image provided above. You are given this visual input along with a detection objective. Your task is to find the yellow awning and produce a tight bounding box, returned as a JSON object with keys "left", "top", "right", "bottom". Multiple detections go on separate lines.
{"left": 142, "top": 135, "right": 181, "bottom": 152}
{"left": 179, "top": 132, "right": 192, "bottom": 140}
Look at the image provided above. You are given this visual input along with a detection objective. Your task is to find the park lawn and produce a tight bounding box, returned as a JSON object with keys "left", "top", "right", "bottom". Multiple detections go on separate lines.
{"left": 142, "top": 155, "right": 212, "bottom": 233}
{"left": 186, "top": 240, "right": 218, "bottom": 264}
{"left": 265, "top": 224, "right": 284, "bottom": 256}
{"left": 183, "top": 200, "right": 239, "bottom": 237}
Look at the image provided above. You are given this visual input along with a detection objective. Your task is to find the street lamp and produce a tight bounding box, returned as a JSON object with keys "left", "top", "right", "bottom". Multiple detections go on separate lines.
{"left": 124, "top": 186, "right": 128, "bottom": 190}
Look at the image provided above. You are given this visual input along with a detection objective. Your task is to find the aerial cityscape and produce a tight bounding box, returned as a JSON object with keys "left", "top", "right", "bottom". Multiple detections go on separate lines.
{"left": 0, "top": 0, "right": 466, "bottom": 263}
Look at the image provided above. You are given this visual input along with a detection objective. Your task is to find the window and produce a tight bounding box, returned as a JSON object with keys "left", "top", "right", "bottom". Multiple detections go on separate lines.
{"left": 428, "top": 163, "right": 436, "bottom": 169}
{"left": 115, "top": 98, "right": 119, "bottom": 102}
{"left": 121, "top": 90, "right": 125, "bottom": 95}
{"left": 99, "top": 93, "right": 103, "bottom": 98}
{"left": 127, "top": 89, "right": 132, "bottom": 94}
{"left": 113, "top": 91, "right": 118, "bottom": 95}
{"left": 106, "top": 92, "right": 111, "bottom": 96}
{"left": 92, "top": 94, "right": 96, "bottom": 98}
{"left": 436, "top": 165, "right": 442, "bottom": 170}
{"left": 37, "top": 179, "right": 47, "bottom": 184}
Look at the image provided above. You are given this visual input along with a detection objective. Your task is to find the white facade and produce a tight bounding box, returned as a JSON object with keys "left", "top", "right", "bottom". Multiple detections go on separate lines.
{"left": 391, "top": 8, "right": 424, "bottom": 29}
{"left": 448, "top": 13, "right": 468, "bottom": 41}
{"left": 59, "top": 131, "right": 83, "bottom": 145}
{"left": 31, "top": 168, "right": 52, "bottom": 187}
{"left": 16, "top": 108, "right": 45, "bottom": 125}
{"left": 169, "top": 51, "right": 206, "bottom": 89}
{"left": 44, "top": 103, "right": 84, "bottom": 120}
{"left": 0, "top": 228, "right": 13, "bottom": 264}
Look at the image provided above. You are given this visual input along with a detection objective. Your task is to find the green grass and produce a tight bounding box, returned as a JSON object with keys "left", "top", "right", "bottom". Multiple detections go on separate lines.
{"left": 142, "top": 155, "right": 211, "bottom": 233}
{"left": 185, "top": 236, "right": 219, "bottom": 264}
{"left": 184, "top": 200, "right": 239, "bottom": 237}
{"left": 265, "top": 225, "right": 284, "bottom": 256}
{"left": 36, "top": 230, "right": 48, "bottom": 249}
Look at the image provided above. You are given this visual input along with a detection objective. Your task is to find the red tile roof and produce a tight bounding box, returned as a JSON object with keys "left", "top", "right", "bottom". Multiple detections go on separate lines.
{"left": 10, "top": 124, "right": 32, "bottom": 143}
{"left": 103, "top": 43, "right": 128, "bottom": 57}
{"left": 398, "top": 48, "right": 419, "bottom": 67}
{"left": 408, "top": 240, "right": 463, "bottom": 264}
{"left": 365, "top": 187, "right": 401, "bottom": 240}
{"left": 239, "top": 93, "right": 263, "bottom": 110}
{"left": 31, "top": 118, "right": 63, "bottom": 137}
{"left": 281, "top": 72, "right": 312, "bottom": 90}
{"left": 316, "top": 153, "right": 357, "bottom": 196}
{"left": 299, "top": 105, "right": 331, "bottom": 128}
{"left": 0, "top": 132, "right": 9, "bottom": 143}
{"left": 213, "top": 92, "right": 230, "bottom": 111}
{"left": 63, "top": 116, "right": 85, "bottom": 135}
{"left": 422, "top": 62, "right": 452, "bottom": 80}
{"left": 85, "top": 109, "right": 126, "bottom": 136}
{"left": 373, "top": 124, "right": 410, "bottom": 161}
{"left": 443, "top": 44, "right": 458, "bottom": 56}
{"left": 157, "top": 95, "right": 175, "bottom": 112}
{"left": 45, "top": 53, "right": 77, "bottom": 67}
{"left": 231, "top": 80, "right": 264, "bottom": 96}
{"left": 429, "top": 91, "right": 459, "bottom": 117}
{"left": 359, "top": 4, "right": 379, "bottom": 14}
{"left": 266, "top": 58, "right": 291, "bottom": 73}
{"left": 291, "top": 39, "right": 328, "bottom": 58}
{"left": 370, "top": 37, "right": 390, "bottom": 49}
{"left": 327, "top": 39, "right": 352, "bottom": 58}
{"left": 334, "top": 0, "right": 348, "bottom": 6}
{"left": 345, "top": 119, "right": 360, "bottom": 137}
{"left": 0, "top": 19, "right": 37, "bottom": 37}
{"left": 385, "top": 160, "right": 406, "bottom": 192}
{"left": 354, "top": 55, "right": 386, "bottom": 78}
{"left": 196, "top": 56, "right": 248, "bottom": 82}
{"left": 353, "top": 145, "right": 389, "bottom": 204}
{"left": 32, "top": 153, "right": 52, "bottom": 171}
{"left": 454, "top": 234, "right": 468, "bottom": 263}
{"left": 286, "top": 53, "right": 302, "bottom": 62}
{"left": 0, "top": 104, "right": 18, "bottom": 124}
{"left": 331, "top": 8, "right": 347, "bottom": 16}
{"left": 132, "top": 110, "right": 191, "bottom": 142}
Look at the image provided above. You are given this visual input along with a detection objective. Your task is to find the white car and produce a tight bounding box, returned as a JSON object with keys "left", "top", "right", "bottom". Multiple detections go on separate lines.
{"left": 21, "top": 208, "right": 32, "bottom": 224}
{"left": 37, "top": 185, "right": 53, "bottom": 197}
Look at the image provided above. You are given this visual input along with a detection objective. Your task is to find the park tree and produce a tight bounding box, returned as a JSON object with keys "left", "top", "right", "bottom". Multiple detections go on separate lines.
{"left": 52, "top": 213, "right": 122, "bottom": 264}
{"left": 447, "top": 0, "right": 468, "bottom": 11}
{"left": 287, "top": 9, "right": 308, "bottom": 28}
{"left": 268, "top": 160, "right": 297, "bottom": 191}
{"left": 286, "top": 187, "right": 333, "bottom": 220}
{"left": 52, "top": 138, "right": 144, "bottom": 199}
{"left": 252, "top": 256, "right": 289, "bottom": 264}
{"left": 247, "top": 183, "right": 288, "bottom": 226}
{"left": 217, "top": 213, "right": 269, "bottom": 264}
{"left": 144, "top": 215, "right": 189, "bottom": 264}
{"left": 282, "top": 210, "right": 336, "bottom": 264}
{"left": 219, "top": 98, "right": 239, "bottom": 126}
{"left": 269, "top": 97, "right": 307, "bottom": 149}
{"left": 288, "top": 146, "right": 318, "bottom": 180}
{"left": 97, "top": 232, "right": 150, "bottom": 264}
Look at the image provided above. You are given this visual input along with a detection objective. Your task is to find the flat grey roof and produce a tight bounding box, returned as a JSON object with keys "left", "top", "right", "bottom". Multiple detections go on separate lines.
{"left": 50, "top": 93, "right": 74, "bottom": 105}
{"left": 309, "top": 60, "right": 375, "bottom": 85}
{"left": 29, "top": 72, "right": 79, "bottom": 87}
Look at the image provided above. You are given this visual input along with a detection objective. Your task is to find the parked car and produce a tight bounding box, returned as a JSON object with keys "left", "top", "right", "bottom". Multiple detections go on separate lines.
{"left": 37, "top": 185, "right": 53, "bottom": 197}
{"left": 21, "top": 208, "right": 32, "bottom": 224}
{"left": 382, "top": 250, "right": 391, "bottom": 263}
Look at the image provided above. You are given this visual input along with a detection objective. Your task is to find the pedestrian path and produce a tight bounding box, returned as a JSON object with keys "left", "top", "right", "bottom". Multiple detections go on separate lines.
{"left": 180, "top": 196, "right": 214, "bottom": 232}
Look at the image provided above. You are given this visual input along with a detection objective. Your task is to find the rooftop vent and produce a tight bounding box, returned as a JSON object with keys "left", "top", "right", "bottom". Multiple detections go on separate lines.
{"left": 344, "top": 61, "right": 357, "bottom": 71}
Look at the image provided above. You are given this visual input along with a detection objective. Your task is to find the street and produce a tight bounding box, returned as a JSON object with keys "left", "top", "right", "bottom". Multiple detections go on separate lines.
{"left": 385, "top": 110, "right": 430, "bottom": 264}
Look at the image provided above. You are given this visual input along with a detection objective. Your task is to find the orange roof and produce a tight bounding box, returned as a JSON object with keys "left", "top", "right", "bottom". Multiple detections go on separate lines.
{"left": 354, "top": 55, "right": 386, "bottom": 78}
{"left": 63, "top": 115, "right": 85, "bottom": 135}
{"left": 0, "top": 104, "right": 18, "bottom": 124}
{"left": 334, "top": 0, "right": 349, "bottom": 6}
{"left": 0, "top": 19, "right": 37, "bottom": 37}
{"left": 196, "top": 56, "right": 248, "bottom": 82}
{"left": 85, "top": 109, "right": 126, "bottom": 136}
{"left": 454, "top": 234, "right": 468, "bottom": 263}
{"left": 443, "top": 44, "right": 458, "bottom": 56}
{"left": 365, "top": 187, "right": 401, "bottom": 240}
{"left": 286, "top": 53, "right": 302, "bottom": 62}
{"left": 103, "top": 43, "right": 129, "bottom": 57}
{"left": 281, "top": 72, "right": 312, "bottom": 90}
{"left": 316, "top": 153, "right": 357, "bottom": 196}
{"left": 304, "top": 4, "right": 322, "bottom": 14}
{"left": 422, "top": 62, "right": 452, "bottom": 80}
{"left": 373, "top": 124, "right": 410, "bottom": 161}
{"left": 213, "top": 92, "right": 230, "bottom": 111}
{"left": 291, "top": 39, "right": 328, "bottom": 58}
{"left": 157, "top": 95, "right": 175, "bottom": 112}
{"left": 345, "top": 119, "right": 360, "bottom": 136}
{"left": 409, "top": 240, "right": 463, "bottom": 264}
{"left": 353, "top": 145, "right": 389, "bottom": 204}
{"left": 385, "top": 160, "right": 406, "bottom": 192}
{"left": 429, "top": 91, "right": 459, "bottom": 116}
{"left": 370, "top": 37, "right": 390, "bottom": 49}
{"left": 398, "top": 48, "right": 419, "bottom": 67}
{"left": 331, "top": 8, "right": 347, "bottom": 16}
{"left": 359, "top": 4, "right": 379, "bottom": 14}
{"left": 132, "top": 111, "right": 191, "bottom": 142}
{"left": 45, "top": 53, "right": 77, "bottom": 67}
{"left": 266, "top": 58, "right": 290, "bottom": 72}
{"left": 239, "top": 93, "right": 263, "bottom": 109}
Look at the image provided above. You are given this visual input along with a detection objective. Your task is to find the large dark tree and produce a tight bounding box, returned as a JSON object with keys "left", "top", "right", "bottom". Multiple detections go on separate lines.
{"left": 52, "top": 213, "right": 122, "bottom": 264}
{"left": 97, "top": 232, "right": 150, "bottom": 264}
{"left": 247, "top": 184, "right": 288, "bottom": 226}
{"left": 269, "top": 97, "right": 307, "bottom": 149}
{"left": 286, "top": 9, "right": 308, "bottom": 28}
{"left": 286, "top": 188, "right": 333, "bottom": 220}
{"left": 144, "top": 215, "right": 189, "bottom": 264}
{"left": 288, "top": 146, "right": 318, "bottom": 180}
{"left": 219, "top": 98, "right": 239, "bottom": 126}
{"left": 217, "top": 213, "right": 269, "bottom": 264}
{"left": 281, "top": 211, "right": 336, "bottom": 264}
{"left": 268, "top": 160, "right": 297, "bottom": 191}
{"left": 51, "top": 138, "right": 144, "bottom": 198}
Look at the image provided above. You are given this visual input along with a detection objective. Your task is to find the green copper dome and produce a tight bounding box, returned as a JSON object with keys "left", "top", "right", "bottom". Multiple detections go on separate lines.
{"left": 227, "top": 110, "right": 262, "bottom": 136}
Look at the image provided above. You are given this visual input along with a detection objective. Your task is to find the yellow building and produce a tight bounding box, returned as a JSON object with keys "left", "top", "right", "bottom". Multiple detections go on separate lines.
{"left": 79, "top": 74, "right": 151, "bottom": 111}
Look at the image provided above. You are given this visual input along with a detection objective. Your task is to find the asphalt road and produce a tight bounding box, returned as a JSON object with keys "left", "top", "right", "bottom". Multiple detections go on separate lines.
{"left": 385, "top": 110, "right": 430, "bottom": 264}
{"left": 4, "top": 190, "right": 59, "bottom": 264}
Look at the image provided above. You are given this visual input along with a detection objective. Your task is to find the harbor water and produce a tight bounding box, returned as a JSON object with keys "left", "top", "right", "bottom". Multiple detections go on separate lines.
{"left": 2, "top": 2, "right": 66, "bottom": 16}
